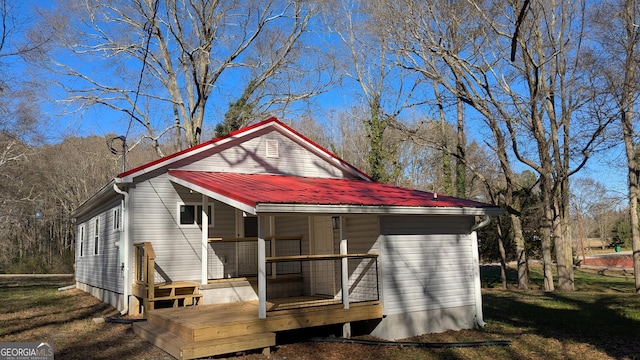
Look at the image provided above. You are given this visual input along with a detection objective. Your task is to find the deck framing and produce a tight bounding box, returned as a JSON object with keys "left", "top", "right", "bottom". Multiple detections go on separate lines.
{"left": 133, "top": 300, "right": 383, "bottom": 359}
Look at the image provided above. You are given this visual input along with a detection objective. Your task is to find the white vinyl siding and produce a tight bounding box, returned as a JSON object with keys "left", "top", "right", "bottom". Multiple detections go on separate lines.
{"left": 379, "top": 215, "right": 475, "bottom": 315}
{"left": 180, "top": 129, "right": 358, "bottom": 179}
{"left": 130, "top": 175, "right": 204, "bottom": 282}
{"left": 75, "top": 200, "right": 124, "bottom": 294}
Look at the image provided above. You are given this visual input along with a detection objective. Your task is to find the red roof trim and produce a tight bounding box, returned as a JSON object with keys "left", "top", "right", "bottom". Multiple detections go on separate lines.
{"left": 117, "top": 117, "right": 371, "bottom": 182}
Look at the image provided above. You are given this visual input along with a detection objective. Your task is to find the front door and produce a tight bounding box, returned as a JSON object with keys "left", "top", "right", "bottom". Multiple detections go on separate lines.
{"left": 313, "top": 216, "right": 335, "bottom": 296}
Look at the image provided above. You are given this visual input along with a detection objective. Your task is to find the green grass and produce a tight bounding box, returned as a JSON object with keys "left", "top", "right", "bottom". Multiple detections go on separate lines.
{"left": 276, "top": 265, "right": 640, "bottom": 360}
{"left": 2, "top": 270, "right": 640, "bottom": 359}
{"left": 481, "top": 263, "right": 637, "bottom": 292}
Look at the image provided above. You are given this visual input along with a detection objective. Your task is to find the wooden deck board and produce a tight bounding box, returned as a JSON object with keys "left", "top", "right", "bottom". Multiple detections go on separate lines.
{"left": 133, "top": 321, "right": 275, "bottom": 360}
{"left": 147, "top": 300, "right": 382, "bottom": 343}
{"left": 139, "top": 299, "right": 382, "bottom": 357}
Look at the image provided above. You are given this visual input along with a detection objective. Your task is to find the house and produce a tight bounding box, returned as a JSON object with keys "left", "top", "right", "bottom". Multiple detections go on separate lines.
{"left": 72, "top": 117, "right": 502, "bottom": 358}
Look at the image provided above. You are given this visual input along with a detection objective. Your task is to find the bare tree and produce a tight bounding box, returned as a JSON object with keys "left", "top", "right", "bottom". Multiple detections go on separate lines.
{"left": 37, "top": 0, "right": 322, "bottom": 156}
{"left": 378, "top": 0, "right": 611, "bottom": 291}
{"left": 325, "top": 0, "right": 426, "bottom": 183}
{"left": 589, "top": 0, "right": 640, "bottom": 291}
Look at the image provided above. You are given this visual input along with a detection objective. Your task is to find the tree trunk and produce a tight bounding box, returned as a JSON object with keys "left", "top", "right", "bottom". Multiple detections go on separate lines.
{"left": 435, "top": 81, "right": 453, "bottom": 195}
{"left": 455, "top": 85, "right": 466, "bottom": 197}
{"left": 622, "top": 75, "right": 640, "bottom": 292}
{"left": 618, "top": 0, "right": 640, "bottom": 293}
{"left": 541, "top": 174, "right": 555, "bottom": 292}
{"left": 511, "top": 213, "right": 529, "bottom": 290}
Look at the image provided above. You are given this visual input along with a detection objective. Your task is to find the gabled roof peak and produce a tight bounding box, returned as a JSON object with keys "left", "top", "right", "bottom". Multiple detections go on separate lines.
{"left": 116, "top": 117, "right": 371, "bottom": 183}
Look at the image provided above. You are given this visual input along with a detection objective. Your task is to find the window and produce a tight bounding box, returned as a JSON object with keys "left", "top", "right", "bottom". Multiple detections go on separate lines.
{"left": 235, "top": 210, "right": 258, "bottom": 238}
{"left": 79, "top": 225, "right": 85, "bottom": 257}
{"left": 179, "top": 204, "right": 212, "bottom": 226}
{"left": 244, "top": 216, "right": 258, "bottom": 237}
{"left": 93, "top": 218, "right": 100, "bottom": 255}
{"left": 113, "top": 207, "right": 121, "bottom": 230}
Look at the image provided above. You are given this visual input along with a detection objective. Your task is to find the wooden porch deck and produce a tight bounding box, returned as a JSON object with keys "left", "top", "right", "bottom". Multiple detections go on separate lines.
{"left": 133, "top": 299, "right": 383, "bottom": 359}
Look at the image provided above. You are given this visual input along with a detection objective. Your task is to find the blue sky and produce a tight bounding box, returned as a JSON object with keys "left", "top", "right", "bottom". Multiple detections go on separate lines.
{"left": 6, "top": 0, "right": 631, "bottom": 199}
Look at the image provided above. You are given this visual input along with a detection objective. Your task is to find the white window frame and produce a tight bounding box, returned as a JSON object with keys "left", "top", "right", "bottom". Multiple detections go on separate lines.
{"left": 113, "top": 207, "right": 121, "bottom": 231}
{"left": 93, "top": 217, "right": 100, "bottom": 255}
{"left": 177, "top": 202, "right": 213, "bottom": 228}
{"left": 79, "top": 224, "right": 85, "bottom": 257}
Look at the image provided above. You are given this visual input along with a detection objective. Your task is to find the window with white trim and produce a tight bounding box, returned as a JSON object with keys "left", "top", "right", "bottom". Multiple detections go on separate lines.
{"left": 93, "top": 218, "right": 100, "bottom": 255}
{"left": 79, "top": 224, "right": 85, "bottom": 257}
{"left": 113, "top": 207, "right": 121, "bottom": 230}
{"left": 178, "top": 203, "right": 212, "bottom": 226}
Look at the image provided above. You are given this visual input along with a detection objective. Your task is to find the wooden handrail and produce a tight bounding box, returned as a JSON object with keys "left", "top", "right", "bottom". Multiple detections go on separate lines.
{"left": 135, "top": 241, "right": 155, "bottom": 259}
{"left": 208, "top": 236, "right": 302, "bottom": 242}
{"left": 266, "top": 253, "right": 378, "bottom": 262}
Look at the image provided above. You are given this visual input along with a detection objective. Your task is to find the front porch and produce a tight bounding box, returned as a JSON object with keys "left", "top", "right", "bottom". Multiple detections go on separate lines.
{"left": 133, "top": 299, "right": 383, "bottom": 359}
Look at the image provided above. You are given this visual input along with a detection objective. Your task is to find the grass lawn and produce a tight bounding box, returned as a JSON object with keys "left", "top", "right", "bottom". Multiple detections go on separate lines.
{"left": 1, "top": 267, "right": 639, "bottom": 359}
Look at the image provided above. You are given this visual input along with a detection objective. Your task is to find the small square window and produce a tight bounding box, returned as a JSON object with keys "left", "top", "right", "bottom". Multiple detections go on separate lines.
{"left": 179, "top": 204, "right": 212, "bottom": 226}
{"left": 244, "top": 216, "right": 258, "bottom": 237}
{"left": 180, "top": 205, "right": 195, "bottom": 225}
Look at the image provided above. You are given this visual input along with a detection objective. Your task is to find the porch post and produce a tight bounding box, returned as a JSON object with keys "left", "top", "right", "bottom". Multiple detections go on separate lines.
{"left": 470, "top": 230, "right": 486, "bottom": 327}
{"left": 340, "top": 216, "right": 349, "bottom": 309}
{"left": 258, "top": 215, "right": 267, "bottom": 318}
{"left": 270, "top": 216, "right": 277, "bottom": 279}
{"left": 201, "top": 195, "right": 209, "bottom": 285}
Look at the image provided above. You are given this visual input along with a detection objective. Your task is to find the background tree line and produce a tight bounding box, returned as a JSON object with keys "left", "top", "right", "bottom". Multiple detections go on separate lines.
{"left": 2, "top": 0, "right": 639, "bottom": 293}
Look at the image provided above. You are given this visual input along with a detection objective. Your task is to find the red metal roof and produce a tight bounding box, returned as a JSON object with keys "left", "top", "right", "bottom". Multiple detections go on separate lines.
{"left": 167, "top": 170, "right": 496, "bottom": 209}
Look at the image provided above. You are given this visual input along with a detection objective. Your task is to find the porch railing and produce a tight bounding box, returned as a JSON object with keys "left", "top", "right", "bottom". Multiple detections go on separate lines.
{"left": 208, "top": 237, "right": 302, "bottom": 279}
{"left": 264, "top": 254, "right": 379, "bottom": 311}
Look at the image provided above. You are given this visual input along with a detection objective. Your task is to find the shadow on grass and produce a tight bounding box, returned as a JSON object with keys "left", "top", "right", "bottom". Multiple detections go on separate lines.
{"left": 1, "top": 296, "right": 113, "bottom": 338}
{"left": 483, "top": 290, "right": 640, "bottom": 359}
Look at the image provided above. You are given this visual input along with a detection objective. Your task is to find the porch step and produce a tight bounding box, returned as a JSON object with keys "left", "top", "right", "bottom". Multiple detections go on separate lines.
{"left": 133, "top": 321, "right": 275, "bottom": 360}
{"left": 141, "top": 281, "right": 203, "bottom": 311}
{"left": 148, "top": 294, "right": 202, "bottom": 308}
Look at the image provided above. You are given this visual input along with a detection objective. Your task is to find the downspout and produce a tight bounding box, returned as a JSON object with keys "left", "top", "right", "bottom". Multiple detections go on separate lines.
{"left": 470, "top": 215, "right": 491, "bottom": 328}
{"left": 471, "top": 215, "right": 492, "bottom": 232}
{"left": 113, "top": 184, "right": 130, "bottom": 315}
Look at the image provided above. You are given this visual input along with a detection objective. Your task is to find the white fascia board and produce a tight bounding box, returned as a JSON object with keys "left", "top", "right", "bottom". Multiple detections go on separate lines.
{"left": 71, "top": 179, "right": 117, "bottom": 219}
{"left": 168, "top": 175, "right": 257, "bottom": 215}
{"left": 255, "top": 203, "right": 503, "bottom": 216}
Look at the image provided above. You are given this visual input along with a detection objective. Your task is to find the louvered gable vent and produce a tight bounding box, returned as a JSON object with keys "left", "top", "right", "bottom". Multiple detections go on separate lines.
{"left": 266, "top": 139, "right": 279, "bottom": 158}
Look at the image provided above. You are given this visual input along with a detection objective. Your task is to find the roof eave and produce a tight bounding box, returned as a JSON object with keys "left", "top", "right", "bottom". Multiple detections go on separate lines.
{"left": 71, "top": 179, "right": 118, "bottom": 219}
{"left": 168, "top": 173, "right": 257, "bottom": 215}
{"left": 254, "top": 203, "right": 504, "bottom": 216}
